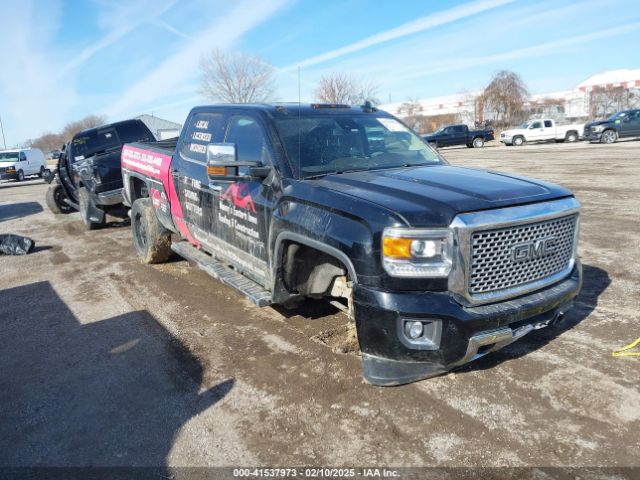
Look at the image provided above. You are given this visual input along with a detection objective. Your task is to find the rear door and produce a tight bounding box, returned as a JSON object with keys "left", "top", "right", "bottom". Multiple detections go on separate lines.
{"left": 172, "top": 111, "right": 226, "bottom": 244}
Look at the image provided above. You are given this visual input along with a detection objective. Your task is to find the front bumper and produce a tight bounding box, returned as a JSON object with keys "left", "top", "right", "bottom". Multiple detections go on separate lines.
{"left": 584, "top": 131, "right": 603, "bottom": 142}
{"left": 354, "top": 263, "right": 582, "bottom": 385}
{"left": 0, "top": 172, "right": 19, "bottom": 181}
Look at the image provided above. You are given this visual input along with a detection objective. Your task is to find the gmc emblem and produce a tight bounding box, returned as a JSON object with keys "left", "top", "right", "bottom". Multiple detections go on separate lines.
{"left": 511, "top": 236, "right": 557, "bottom": 262}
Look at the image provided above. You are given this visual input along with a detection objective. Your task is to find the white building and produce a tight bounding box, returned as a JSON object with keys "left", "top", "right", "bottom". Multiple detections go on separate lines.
{"left": 383, "top": 69, "right": 640, "bottom": 127}
{"left": 135, "top": 114, "right": 182, "bottom": 140}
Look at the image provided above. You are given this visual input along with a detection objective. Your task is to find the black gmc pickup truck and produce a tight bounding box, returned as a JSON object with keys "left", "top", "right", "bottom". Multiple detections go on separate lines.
{"left": 45, "top": 119, "right": 155, "bottom": 229}
{"left": 121, "top": 103, "right": 582, "bottom": 386}
{"left": 422, "top": 124, "right": 494, "bottom": 148}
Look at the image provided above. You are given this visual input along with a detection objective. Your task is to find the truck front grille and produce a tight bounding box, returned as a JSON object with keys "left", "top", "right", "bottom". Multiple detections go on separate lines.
{"left": 469, "top": 214, "right": 577, "bottom": 295}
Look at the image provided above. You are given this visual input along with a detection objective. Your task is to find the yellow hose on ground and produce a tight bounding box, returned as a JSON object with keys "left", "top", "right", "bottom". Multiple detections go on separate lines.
{"left": 612, "top": 337, "right": 640, "bottom": 357}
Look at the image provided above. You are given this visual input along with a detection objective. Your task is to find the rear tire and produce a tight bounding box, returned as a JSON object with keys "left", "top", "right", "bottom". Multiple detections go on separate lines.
{"left": 38, "top": 166, "right": 45, "bottom": 178}
{"left": 17, "top": 170, "right": 24, "bottom": 182}
{"left": 472, "top": 137, "right": 485, "bottom": 148}
{"left": 131, "top": 198, "right": 171, "bottom": 264}
{"left": 513, "top": 136, "right": 525, "bottom": 146}
{"left": 78, "top": 186, "right": 105, "bottom": 230}
{"left": 601, "top": 129, "right": 617, "bottom": 144}
{"left": 565, "top": 131, "right": 578, "bottom": 143}
{"left": 45, "top": 184, "right": 73, "bottom": 214}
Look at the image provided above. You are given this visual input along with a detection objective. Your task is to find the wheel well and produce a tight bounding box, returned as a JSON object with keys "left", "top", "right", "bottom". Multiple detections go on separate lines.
{"left": 129, "top": 176, "right": 149, "bottom": 203}
{"left": 281, "top": 242, "right": 350, "bottom": 299}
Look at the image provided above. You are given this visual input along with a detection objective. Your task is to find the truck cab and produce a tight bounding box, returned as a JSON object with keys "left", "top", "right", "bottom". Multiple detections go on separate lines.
{"left": 122, "top": 104, "right": 582, "bottom": 386}
{"left": 422, "top": 124, "right": 494, "bottom": 148}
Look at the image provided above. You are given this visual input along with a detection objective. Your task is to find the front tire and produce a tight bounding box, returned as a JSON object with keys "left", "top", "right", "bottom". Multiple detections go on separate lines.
{"left": 17, "top": 170, "right": 24, "bottom": 182}
{"left": 601, "top": 129, "right": 617, "bottom": 144}
{"left": 472, "top": 137, "right": 485, "bottom": 148}
{"left": 45, "top": 184, "right": 73, "bottom": 214}
{"left": 131, "top": 198, "right": 171, "bottom": 264}
{"left": 78, "top": 186, "right": 105, "bottom": 230}
{"left": 513, "top": 136, "right": 525, "bottom": 146}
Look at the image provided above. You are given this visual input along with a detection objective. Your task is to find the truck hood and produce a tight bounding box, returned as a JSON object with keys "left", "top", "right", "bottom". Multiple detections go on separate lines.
{"left": 313, "top": 165, "right": 571, "bottom": 226}
{"left": 585, "top": 119, "right": 613, "bottom": 128}
{"left": 500, "top": 128, "right": 521, "bottom": 136}
{"left": 0, "top": 161, "right": 17, "bottom": 168}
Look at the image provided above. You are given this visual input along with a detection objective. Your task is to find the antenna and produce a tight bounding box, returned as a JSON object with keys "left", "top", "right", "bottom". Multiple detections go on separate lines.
{"left": 297, "top": 66, "right": 301, "bottom": 176}
{"left": 0, "top": 115, "right": 6, "bottom": 149}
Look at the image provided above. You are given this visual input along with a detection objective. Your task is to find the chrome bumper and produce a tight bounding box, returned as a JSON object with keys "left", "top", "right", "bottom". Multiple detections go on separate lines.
{"left": 96, "top": 188, "right": 123, "bottom": 206}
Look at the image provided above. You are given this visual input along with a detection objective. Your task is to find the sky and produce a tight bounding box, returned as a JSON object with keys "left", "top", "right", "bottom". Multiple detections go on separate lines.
{"left": 1, "top": 0, "right": 639, "bottom": 147}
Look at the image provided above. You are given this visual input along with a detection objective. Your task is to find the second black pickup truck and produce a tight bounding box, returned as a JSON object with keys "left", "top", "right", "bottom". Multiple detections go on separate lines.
{"left": 422, "top": 123, "right": 494, "bottom": 148}
{"left": 45, "top": 119, "right": 155, "bottom": 228}
{"left": 121, "top": 103, "right": 581, "bottom": 386}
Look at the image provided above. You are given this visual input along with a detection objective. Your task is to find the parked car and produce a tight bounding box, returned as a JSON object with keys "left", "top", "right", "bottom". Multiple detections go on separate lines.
{"left": 422, "top": 124, "right": 494, "bottom": 148}
{"left": 0, "top": 148, "right": 47, "bottom": 182}
{"left": 500, "top": 119, "right": 584, "bottom": 146}
{"left": 44, "top": 119, "right": 155, "bottom": 229}
{"left": 47, "top": 150, "right": 62, "bottom": 161}
{"left": 584, "top": 109, "right": 640, "bottom": 143}
{"left": 121, "top": 103, "right": 582, "bottom": 386}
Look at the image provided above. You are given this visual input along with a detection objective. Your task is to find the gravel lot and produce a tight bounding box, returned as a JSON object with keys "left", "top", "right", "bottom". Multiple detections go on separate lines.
{"left": 0, "top": 140, "right": 638, "bottom": 470}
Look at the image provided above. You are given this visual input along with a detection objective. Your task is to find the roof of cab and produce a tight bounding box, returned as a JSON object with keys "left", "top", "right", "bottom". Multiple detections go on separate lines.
{"left": 188, "top": 103, "right": 388, "bottom": 117}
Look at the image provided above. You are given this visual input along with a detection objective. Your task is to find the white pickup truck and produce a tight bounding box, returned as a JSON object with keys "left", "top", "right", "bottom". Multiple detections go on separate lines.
{"left": 500, "top": 119, "right": 584, "bottom": 146}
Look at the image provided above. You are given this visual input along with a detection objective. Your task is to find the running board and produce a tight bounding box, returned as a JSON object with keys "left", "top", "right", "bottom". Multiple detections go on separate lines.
{"left": 171, "top": 241, "right": 272, "bottom": 307}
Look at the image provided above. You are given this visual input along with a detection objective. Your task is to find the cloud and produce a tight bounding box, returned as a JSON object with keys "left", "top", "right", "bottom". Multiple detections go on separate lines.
{"left": 0, "top": 0, "right": 77, "bottom": 146}
{"left": 104, "top": 0, "right": 292, "bottom": 119}
{"left": 391, "top": 22, "right": 640, "bottom": 83}
{"left": 55, "top": 0, "right": 178, "bottom": 81}
{"left": 280, "top": 0, "right": 516, "bottom": 72}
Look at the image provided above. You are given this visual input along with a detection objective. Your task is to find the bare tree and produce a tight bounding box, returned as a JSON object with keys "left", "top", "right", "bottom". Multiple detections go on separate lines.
{"left": 478, "top": 70, "right": 529, "bottom": 128}
{"left": 23, "top": 114, "right": 107, "bottom": 151}
{"left": 199, "top": 49, "right": 275, "bottom": 103}
{"left": 314, "top": 73, "right": 379, "bottom": 105}
{"left": 62, "top": 114, "right": 107, "bottom": 141}
{"left": 589, "top": 86, "right": 639, "bottom": 118}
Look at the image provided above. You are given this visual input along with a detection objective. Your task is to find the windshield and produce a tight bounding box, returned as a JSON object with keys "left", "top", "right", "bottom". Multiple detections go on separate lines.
{"left": 518, "top": 122, "right": 530, "bottom": 129}
{"left": 432, "top": 127, "right": 445, "bottom": 135}
{"left": 607, "top": 111, "right": 627, "bottom": 121}
{"left": 0, "top": 152, "right": 19, "bottom": 162}
{"left": 71, "top": 128, "right": 120, "bottom": 160}
{"left": 273, "top": 114, "right": 442, "bottom": 178}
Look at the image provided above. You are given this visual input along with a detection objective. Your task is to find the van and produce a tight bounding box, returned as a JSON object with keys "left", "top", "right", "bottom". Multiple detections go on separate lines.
{"left": 0, "top": 148, "right": 48, "bottom": 182}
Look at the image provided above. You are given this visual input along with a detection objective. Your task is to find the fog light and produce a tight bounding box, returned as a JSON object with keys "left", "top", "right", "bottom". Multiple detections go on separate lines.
{"left": 406, "top": 321, "right": 424, "bottom": 339}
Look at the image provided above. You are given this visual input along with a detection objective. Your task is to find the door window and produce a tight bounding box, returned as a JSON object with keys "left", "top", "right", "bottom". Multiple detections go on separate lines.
{"left": 180, "top": 112, "right": 224, "bottom": 162}
{"left": 544, "top": 120, "right": 553, "bottom": 128}
{"left": 19, "top": 152, "right": 27, "bottom": 162}
{"left": 224, "top": 116, "right": 272, "bottom": 174}
{"left": 531, "top": 121, "right": 542, "bottom": 129}
{"left": 453, "top": 125, "right": 465, "bottom": 133}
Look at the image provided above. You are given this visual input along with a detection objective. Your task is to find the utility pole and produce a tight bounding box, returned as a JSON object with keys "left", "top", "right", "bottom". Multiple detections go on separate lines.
{"left": 0, "top": 115, "right": 6, "bottom": 149}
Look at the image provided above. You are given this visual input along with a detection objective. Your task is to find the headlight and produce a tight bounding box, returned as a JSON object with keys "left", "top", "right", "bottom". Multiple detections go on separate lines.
{"left": 592, "top": 125, "right": 605, "bottom": 133}
{"left": 382, "top": 227, "right": 452, "bottom": 277}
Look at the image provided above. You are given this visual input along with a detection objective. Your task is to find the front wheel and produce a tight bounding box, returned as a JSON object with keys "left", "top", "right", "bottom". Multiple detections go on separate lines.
{"left": 78, "top": 186, "right": 105, "bottom": 230}
{"left": 131, "top": 198, "right": 171, "bottom": 264}
{"left": 601, "top": 129, "right": 617, "bottom": 144}
{"left": 45, "top": 184, "right": 74, "bottom": 214}
{"left": 513, "top": 136, "right": 525, "bottom": 146}
{"left": 17, "top": 170, "right": 24, "bottom": 182}
{"left": 472, "top": 137, "right": 485, "bottom": 148}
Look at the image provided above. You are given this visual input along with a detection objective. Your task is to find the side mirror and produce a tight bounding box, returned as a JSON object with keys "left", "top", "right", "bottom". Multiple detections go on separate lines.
{"left": 206, "top": 143, "right": 271, "bottom": 182}
{"left": 42, "top": 169, "right": 53, "bottom": 184}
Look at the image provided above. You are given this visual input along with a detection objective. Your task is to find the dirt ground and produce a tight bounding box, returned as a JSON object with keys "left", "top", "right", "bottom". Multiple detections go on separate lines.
{"left": 0, "top": 140, "right": 638, "bottom": 470}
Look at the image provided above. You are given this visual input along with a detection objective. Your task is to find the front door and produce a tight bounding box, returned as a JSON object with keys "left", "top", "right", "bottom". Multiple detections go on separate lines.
{"left": 620, "top": 110, "right": 640, "bottom": 138}
{"left": 528, "top": 120, "right": 546, "bottom": 141}
{"left": 209, "top": 114, "right": 276, "bottom": 286}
